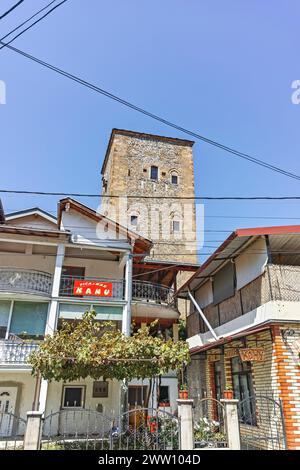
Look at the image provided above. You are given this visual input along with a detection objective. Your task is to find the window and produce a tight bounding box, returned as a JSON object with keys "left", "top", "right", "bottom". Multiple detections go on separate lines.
{"left": 0, "top": 301, "right": 10, "bottom": 339}
{"left": 128, "top": 386, "right": 147, "bottom": 406}
{"left": 130, "top": 215, "right": 138, "bottom": 226}
{"left": 171, "top": 173, "right": 178, "bottom": 185}
{"left": 62, "top": 386, "right": 85, "bottom": 408}
{"left": 231, "top": 356, "right": 255, "bottom": 425}
{"left": 9, "top": 302, "right": 48, "bottom": 339}
{"left": 150, "top": 166, "right": 158, "bottom": 181}
{"left": 60, "top": 266, "right": 85, "bottom": 296}
{"left": 172, "top": 220, "right": 180, "bottom": 233}
{"left": 159, "top": 386, "right": 170, "bottom": 405}
{"left": 213, "top": 361, "right": 222, "bottom": 402}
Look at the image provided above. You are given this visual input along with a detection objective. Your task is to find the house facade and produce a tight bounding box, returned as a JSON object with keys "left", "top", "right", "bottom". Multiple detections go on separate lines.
{"left": 0, "top": 197, "right": 193, "bottom": 438}
{"left": 177, "top": 226, "right": 300, "bottom": 450}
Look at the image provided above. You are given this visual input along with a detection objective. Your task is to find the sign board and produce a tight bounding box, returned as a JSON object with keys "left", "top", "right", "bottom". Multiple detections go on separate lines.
{"left": 93, "top": 381, "right": 108, "bottom": 398}
{"left": 239, "top": 348, "right": 265, "bottom": 362}
{"left": 73, "top": 280, "right": 113, "bottom": 297}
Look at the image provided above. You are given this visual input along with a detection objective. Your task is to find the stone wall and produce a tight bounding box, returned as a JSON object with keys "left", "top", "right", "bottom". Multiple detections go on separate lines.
{"left": 101, "top": 131, "right": 197, "bottom": 264}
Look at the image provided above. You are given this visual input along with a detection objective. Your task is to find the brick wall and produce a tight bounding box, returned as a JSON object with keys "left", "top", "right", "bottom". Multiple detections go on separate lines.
{"left": 272, "top": 324, "right": 300, "bottom": 450}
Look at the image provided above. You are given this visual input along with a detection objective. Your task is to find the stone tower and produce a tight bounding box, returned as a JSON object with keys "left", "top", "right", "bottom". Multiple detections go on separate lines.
{"left": 100, "top": 129, "right": 197, "bottom": 264}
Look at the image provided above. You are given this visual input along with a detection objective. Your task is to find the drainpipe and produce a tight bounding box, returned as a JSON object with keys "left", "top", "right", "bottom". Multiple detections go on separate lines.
{"left": 122, "top": 252, "right": 133, "bottom": 337}
{"left": 188, "top": 288, "right": 219, "bottom": 341}
{"left": 121, "top": 250, "right": 133, "bottom": 418}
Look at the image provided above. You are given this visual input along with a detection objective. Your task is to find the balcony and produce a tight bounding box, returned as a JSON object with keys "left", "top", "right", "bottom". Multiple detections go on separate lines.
{"left": 0, "top": 339, "right": 40, "bottom": 366}
{"left": 132, "top": 281, "right": 175, "bottom": 308}
{"left": 187, "top": 263, "right": 300, "bottom": 338}
{"left": 59, "top": 275, "right": 124, "bottom": 300}
{"left": 0, "top": 268, "right": 53, "bottom": 297}
{"left": 59, "top": 276, "right": 176, "bottom": 308}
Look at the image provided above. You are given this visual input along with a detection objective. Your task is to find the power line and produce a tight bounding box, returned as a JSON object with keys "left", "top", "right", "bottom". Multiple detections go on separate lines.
{"left": 0, "top": 37, "right": 300, "bottom": 182}
{"left": 0, "top": 1, "right": 23, "bottom": 20}
{"left": 2, "top": 188, "right": 300, "bottom": 200}
{"left": 0, "top": 0, "right": 68, "bottom": 50}
{"left": 6, "top": 207, "right": 300, "bottom": 221}
{"left": 1, "top": 0, "right": 59, "bottom": 42}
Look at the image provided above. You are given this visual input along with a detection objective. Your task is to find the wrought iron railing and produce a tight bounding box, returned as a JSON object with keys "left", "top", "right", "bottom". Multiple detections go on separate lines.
{"left": 59, "top": 276, "right": 175, "bottom": 307}
{"left": 0, "top": 268, "right": 52, "bottom": 296}
{"left": 132, "top": 281, "right": 175, "bottom": 307}
{"left": 0, "top": 341, "right": 40, "bottom": 364}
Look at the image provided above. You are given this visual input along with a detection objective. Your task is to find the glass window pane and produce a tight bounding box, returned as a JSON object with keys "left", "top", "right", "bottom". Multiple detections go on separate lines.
{"left": 171, "top": 174, "right": 178, "bottom": 184}
{"left": 0, "top": 301, "right": 10, "bottom": 338}
{"left": 150, "top": 166, "right": 158, "bottom": 180}
{"left": 63, "top": 387, "right": 83, "bottom": 407}
{"left": 10, "top": 302, "right": 48, "bottom": 337}
{"left": 159, "top": 386, "right": 169, "bottom": 403}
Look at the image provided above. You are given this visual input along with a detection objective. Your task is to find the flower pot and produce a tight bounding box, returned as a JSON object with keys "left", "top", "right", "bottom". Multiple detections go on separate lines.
{"left": 179, "top": 390, "right": 188, "bottom": 400}
{"left": 223, "top": 390, "right": 234, "bottom": 400}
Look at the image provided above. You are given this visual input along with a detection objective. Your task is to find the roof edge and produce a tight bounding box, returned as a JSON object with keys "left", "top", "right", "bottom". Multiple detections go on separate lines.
{"left": 101, "top": 128, "right": 195, "bottom": 175}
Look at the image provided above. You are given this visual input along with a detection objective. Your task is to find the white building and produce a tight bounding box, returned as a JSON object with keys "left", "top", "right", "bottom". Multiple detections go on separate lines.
{"left": 0, "top": 198, "right": 195, "bottom": 437}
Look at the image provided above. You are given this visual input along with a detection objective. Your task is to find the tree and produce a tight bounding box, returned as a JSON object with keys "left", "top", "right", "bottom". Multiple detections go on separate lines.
{"left": 29, "top": 311, "right": 190, "bottom": 383}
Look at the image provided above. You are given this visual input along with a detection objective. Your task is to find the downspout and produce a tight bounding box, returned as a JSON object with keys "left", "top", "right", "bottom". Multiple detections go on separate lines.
{"left": 188, "top": 288, "right": 219, "bottom": 341}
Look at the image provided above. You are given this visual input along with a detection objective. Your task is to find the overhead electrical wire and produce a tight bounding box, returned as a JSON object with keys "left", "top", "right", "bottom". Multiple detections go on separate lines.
{"left": 0, "top": 1, "right": 24, "bottom": 20}
{"left": 0, "top": 0, "right": 68, "bottom": 50}
{"left": 1, "top": 0, "right": 61, "bottom": 42}
{"left": 3, "top": 188, "right": 300, "bottom": 200}
{"left": 0, "top": 8, "right": 299, "bottom": 182}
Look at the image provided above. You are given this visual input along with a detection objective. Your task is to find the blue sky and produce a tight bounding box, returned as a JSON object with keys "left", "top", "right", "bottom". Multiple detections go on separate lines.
{"left": 0, "top": 0, "right": 300, "bottom": 261}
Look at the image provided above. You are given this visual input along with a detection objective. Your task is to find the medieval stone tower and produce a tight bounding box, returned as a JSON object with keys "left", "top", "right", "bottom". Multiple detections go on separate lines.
{"left": 100, "top": 129, "right": 197, "bottom": 264}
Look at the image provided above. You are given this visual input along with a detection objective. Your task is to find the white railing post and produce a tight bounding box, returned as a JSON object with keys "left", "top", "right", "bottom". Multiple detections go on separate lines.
{"left": 220, "top": 399, "right": 241, "bottom": 450}
{"left": 177, "top": 399, "right": 194, "bottom": 450}
{"left": 24, "top": 411, "right": 43, "bottom": 450}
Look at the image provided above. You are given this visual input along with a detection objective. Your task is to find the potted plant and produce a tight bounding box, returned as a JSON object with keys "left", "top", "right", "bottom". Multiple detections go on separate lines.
{"left": 223, "top": 384, "right": 234, "bottom": 400}
{"left": 179, "top": 384, "right": 188, "bottom": 399}
{"left": 147, "top": 416, "right": 157, "bottom": 434}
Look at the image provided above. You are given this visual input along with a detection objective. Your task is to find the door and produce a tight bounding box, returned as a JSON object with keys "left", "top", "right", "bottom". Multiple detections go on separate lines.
{"left": 0, "top": 386, "right": 18, "bottom": 436}
{"left": 60, "top": 266, "right": 85, "bottom": 296}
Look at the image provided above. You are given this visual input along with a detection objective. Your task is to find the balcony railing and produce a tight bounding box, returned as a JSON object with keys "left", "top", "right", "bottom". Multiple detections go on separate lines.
{"left": 132, "top": 281, "right": 175, "bottom": 307}
{"left": 0, "top": 340, "right": 40, "bottom": 365}
{"left": 0, "top": 268, "right": 52, "bottom": 296}
{"left": 59, "top": 276, "right": 175, "bottom": 307}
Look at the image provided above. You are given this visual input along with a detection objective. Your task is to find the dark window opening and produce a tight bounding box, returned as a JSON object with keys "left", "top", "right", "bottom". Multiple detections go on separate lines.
{"left": 63, "top": 386, "right": 84, "bottom": 408}
{"left": 150, "top": 166, "right": 158, "bottom": 181}
{"left": 130, "top": 215, "right": 138, "bottom": 226}
{"left": 159, "top": 386, "right": 170, "bottom": 405}
{"left": 128, "top": 386, "right": 147, "bottom": 406}
{"left": 171, "top": 174, "right": 178, "bottom": 184}
{"left": 60, "top": 266, "right": 85, "bottom": 296}
{"left": 231, "top": 356, "right": 256, "bottom": 425}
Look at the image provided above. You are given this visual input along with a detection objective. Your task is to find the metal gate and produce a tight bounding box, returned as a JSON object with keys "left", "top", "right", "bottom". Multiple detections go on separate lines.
{"left": 42, "top": 408, "right": 114, "bottom": 450}
{"left": 238, "top": 394, "right": 286, "bottom": 450}
{"left": 111, "top": 407, "right": 179, "bottom": 450}
{"left": 0, "top": 411, "right": 26, "bottom": 450}
{"left": 41, "top": 407, "right": 179, "bottom": 450}
{"left": 193, "top": 398, "right": 228, "bottom": 449}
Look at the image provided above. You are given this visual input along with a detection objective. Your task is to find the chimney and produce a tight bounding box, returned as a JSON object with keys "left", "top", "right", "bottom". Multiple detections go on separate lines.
{"left": 0, "top": 198, "right": 5, "bottom": 224}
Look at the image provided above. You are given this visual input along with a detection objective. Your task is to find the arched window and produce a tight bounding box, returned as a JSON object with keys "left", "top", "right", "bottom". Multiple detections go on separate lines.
{"left": 170, "top": 170, "right": 179, "bottom": 185}
{"left": 150, "top": 166, "right": 158, "bottom": 181}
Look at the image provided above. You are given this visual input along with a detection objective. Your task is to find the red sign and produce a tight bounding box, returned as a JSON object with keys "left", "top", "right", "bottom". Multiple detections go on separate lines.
{"left": 73, "top": 280, "right": 113, "bottom": 297}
